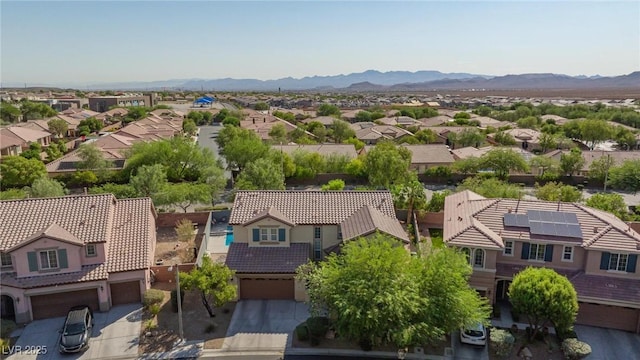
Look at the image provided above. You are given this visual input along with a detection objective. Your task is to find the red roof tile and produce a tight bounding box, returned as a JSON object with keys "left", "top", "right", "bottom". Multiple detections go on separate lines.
{"left": 225, "top": 243, "right": 309, "bottom": 273}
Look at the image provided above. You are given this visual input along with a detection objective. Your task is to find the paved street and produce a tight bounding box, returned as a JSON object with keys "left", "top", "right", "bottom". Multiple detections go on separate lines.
{"left": 574, "top": 325, "right": 640, "bottom": 360}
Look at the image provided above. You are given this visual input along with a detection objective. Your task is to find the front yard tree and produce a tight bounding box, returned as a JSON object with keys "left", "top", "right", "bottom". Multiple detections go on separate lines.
{"left": 608, "top": 159, "right": 640, "bottom": 193}
{"left": 560, "top": 148, "right": 585, "bottom": 176}
{"left": 180, "top": 256, "right": 237, "bottom": 317}
{"left": 585, "top": 193, "right": 630, "bottom": 220}
{"left": 364, "top": 141, "right": 411, "bottom": 188}
{"left": 47, "top": 118, "right": 69, "bottom": 138}
{"left": 78, "top": 117, "right": 103, "bottom": 134}
{"left": 479, "top": 148, "right": 529, "bottom": 179}
{"left": 588, "top": 155, "right": 615, "bottom": 183}
{"left": 534, "top": 182, "right": 582, "bottom": 203}
{"left": 297, "top": 235, "right": 490, "bottom": 349}
{"left": 0, "top": 156, "right": 47, "bottom": 188}
{"left": 77, "top": 143, "right": 111, "bottom": 173}
{"left": 234, "top": 157, "right": 285, "bottom": 190}
{"left": 508, "top": 267, "right": 578, "bottom": 340}
{"left": 331, "top": 119, "right": 355, "bottom": 143}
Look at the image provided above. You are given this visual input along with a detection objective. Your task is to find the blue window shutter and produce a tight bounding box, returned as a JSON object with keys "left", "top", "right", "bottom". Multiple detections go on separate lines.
{"left": 252, "top": 229, "right": 260, "bottom": 242}
{"left": 58, "top": 249, "right": 68, "bottom": 268}
{"left": 27, "top": 252, "right": 38, "bottom": 271}
{"left": 544, "top": 245, "right": 553, "bottom": 262}
{"left": 600, "top": 252, "right": 610, "bottom": 270}
{"left": 627, "top": 254, "right": 637, "bottom": 273}
{"left": 278, "top": 228, "right": 286, "bottom": 242}
{"left": 521, "top": 242, "right": 530, "bottom": 260}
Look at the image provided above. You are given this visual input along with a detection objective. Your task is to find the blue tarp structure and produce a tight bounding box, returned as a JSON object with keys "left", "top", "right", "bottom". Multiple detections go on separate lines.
{"left": 194, "top": 96, "right": 215, "bottom": 105}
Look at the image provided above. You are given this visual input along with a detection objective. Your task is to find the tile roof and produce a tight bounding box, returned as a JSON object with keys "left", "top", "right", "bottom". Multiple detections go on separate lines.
{"left": 0, "top": 194, "right": 156, "bottom": 274}
{"left": 244, "top": 206, "right": 295, "bottom": 227}
{"left": 340, "top": 205, "right": 409, "bottom": 242}
{"left": 9, "top": 223, "right": 83, "bottom": 252}
{"left": 230, "top": 191, "right": 397, "bottom": 225}
{"left": 444, "top": 190, "right": 640, "bottom": 252}
{"left": 274, "top": 144, "right": 358, "bottom": 159}
{"left": 225, "top": 243, "right": 310, "bottom": 273}
{"left": 570, "top": 272, "right": 640, "bottom": 307}
{"left": 0, "top": 264, "right": 108, "bottom": 289}
{"left": 1, "top": 126, "right": 51, "bottom": 143}
{"left": 402, "top": 144, "right": 455, "bottom": 165}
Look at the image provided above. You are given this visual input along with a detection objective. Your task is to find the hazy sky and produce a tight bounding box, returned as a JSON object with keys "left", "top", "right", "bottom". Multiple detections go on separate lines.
{"left": 1, "top": 1, "right": 639, "bottom": 86}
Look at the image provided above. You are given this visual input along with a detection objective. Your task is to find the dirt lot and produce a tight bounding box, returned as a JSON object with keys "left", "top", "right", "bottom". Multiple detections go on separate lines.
{"left": 154, "top": 226, "right": 203, "bottom": 265}
{"left": 138, "top": 282, "right": 236, "bottom": 354}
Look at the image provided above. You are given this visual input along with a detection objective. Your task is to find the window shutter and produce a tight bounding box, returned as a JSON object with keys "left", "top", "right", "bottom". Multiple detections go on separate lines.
{"left": 521, "top": 242, "right": 530, "bottom": 260}
{"left": 278, "top": 228, "right": 286, "bottom": 242}
{"left": 627, "top": 254, "right": 637, "bottom": 273}
{"left": 252, "top": 229, "right": 260, "bottom": 242}
{"left": 600, "top": 252, "right": 610, "bottom": 270}
{"left": 58, "top": 249, "right": 68, "bottom": 269}
{"left": 27, "top": 251, "right": 38, "bottom": 271}
{"left": 544, "top": 245, "right": 553, "bottom": 262}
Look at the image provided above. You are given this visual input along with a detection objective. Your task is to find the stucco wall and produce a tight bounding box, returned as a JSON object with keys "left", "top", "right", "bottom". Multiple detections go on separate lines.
{"left": 13, "top": 238, "right": 83, "bottom": 277}
{"left": 496, "top": 239, "right": 587, "bottom": 271}
{"left": 585, "top": 250, "right": 639, "bottom": 279}
{"left": 156, "top": 211, "right": 210, "bottom": 227}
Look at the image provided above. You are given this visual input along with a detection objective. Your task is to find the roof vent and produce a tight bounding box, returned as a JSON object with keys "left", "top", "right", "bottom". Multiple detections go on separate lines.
{"left": 457, "top": 216, "right": 463, "bottom": 222}
{"left": 507, "top": 207, "right": 512, "bottom": 213}
{"left": 593, "top": 226, "right": 599, "bottom": 233}
{"left": 605, "top": 283, "right": 617, "bottom": 289}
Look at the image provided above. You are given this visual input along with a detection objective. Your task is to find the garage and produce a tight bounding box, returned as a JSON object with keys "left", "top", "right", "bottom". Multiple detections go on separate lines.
{"left": 110, "top": 281, "right": 141, "bottom": 305}
{"left": 576, "top": 302, "right": 640, "bottom": 332}
{"left": 31, "top": 288, "right": 99, "bottom": 320}
{"left": 240, "top": 278, "right": 294, "bottom": 300}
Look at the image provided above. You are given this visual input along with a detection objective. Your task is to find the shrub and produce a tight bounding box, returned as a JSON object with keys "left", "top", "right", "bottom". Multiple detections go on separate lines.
{"left": 295, "top": 322, "right": 309, "bottom": 341}
{"left": 562, "top": 338, "right": 592, "bottom": 360}
{"left": 0, "top": 338, "right": 10, "bottom": 354}
{"left": 149, "top": 303, "right": 161, "bottom": 317}
{"left": 143, "top": 289, "right": 165, "bottom": 308}
{"left": 0, "top": 319, "right": 16, "bottom": 338}
{"left": 489, "top": 328, "right": 515, "bottom": 359}
{"left": 306, "top": 316, "right": 329, "bottom": 338}
{"left": 557, "top": 327, "right": 578, "bottom": 341}
{"left": 144, "top": 319, "right": 157, "bottom": 332}
{"left": 171, "top": 289, "right": 185, "bottom": 312}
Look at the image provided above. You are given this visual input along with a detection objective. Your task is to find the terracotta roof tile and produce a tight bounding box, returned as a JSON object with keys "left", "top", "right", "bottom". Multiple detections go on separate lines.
{"left": 340, "top": 205, "right": 409, "bottom": 242}
{"left": 570, "top": 272, "right": 640, "bottom": 306}
{"left": 225, "top": 243, "right": 309, "bottom": 273}
{"left": 230, "top": 191, "right": 397, "bottom": 225}
{"left": 0, "top": 264, "right": 108, "bottom": 289}
{"left": 107, "top": 197, "right": 155, "bottom": 273}
{"left": 8, "top": 223, "right": 83, "bottom": 252}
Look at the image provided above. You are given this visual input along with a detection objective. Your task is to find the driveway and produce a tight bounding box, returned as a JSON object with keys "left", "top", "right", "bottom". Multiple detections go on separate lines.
{"left": 7, "top": 304, "right": 141, "bottom": 360}
{"left": 452, "top": 330, "right": 488, "bottom": 360}
{"left": 223, "top": 300, "right": 309, "bottom": 351}
{"left": 574, "top": 325, "right": 640, "bottom": 360}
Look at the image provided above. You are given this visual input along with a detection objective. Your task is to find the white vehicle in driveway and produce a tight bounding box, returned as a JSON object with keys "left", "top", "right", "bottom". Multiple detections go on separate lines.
{"left": 460, "top": 323, "right": 487, "bottom": 346}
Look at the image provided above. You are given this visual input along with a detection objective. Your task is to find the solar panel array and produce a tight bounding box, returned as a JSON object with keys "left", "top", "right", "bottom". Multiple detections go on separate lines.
{"left": 502, "top": 210, "right": 583, "bottom": 239}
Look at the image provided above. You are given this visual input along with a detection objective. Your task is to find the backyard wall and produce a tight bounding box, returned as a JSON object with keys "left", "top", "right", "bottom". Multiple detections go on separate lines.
{"left": 151, "top": 263, "right": 195, "bottom": 283}
{"left": 417, "top": 212, "right": 445, "bottom": 229}
{"left": 156, "top": 212, "right": 210, "bottom": 227}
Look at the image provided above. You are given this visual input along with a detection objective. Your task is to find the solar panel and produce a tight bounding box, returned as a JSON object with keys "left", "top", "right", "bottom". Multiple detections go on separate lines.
{"left": 568, "top": 224, "right": 583, "bottom": 238}
{"left": 529, "top": 221, "right": 543, "bottom": 235}
{"left": 503, "top": 213, "right": 517, "bottom": 227}
{"left": 564, "top": 213, "right": 579, "bottom": 224}
{"left": 517, "top": 215, "right": 530, "bottom": 227}
{"left": 527, "top": 210, "right": 541, "bottom": 221}
{"left": 504, "top": 214, "right": 530, "bottom": 227}
{"left": 552, "top": 212, "right": 566, "bottom": 223}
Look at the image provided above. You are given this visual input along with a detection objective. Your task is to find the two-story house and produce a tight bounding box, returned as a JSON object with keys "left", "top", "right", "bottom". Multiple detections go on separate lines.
{"left": 443, "top": 190, "right": 640, "bottom": 333}
{"left": 0, "top": 194, "right": 156, "bottom": 323}
{"left": 225, "top": 191, "right": 409, "bottom": 301}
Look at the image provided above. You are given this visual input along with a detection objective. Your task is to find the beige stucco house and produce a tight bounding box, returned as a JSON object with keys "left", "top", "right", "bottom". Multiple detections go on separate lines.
{"left": 225, "top": 191, "right": 409, "bottom": 301}
{"left": 443, "top": 190, "right": 640, "bottom": 333}
{"left": 0, "top": 194, "right": 156, "bottom": 323}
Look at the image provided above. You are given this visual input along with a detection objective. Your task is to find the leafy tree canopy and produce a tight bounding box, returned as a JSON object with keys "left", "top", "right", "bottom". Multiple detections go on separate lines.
{"left": 363, "top": 141, "right": 411, "bottom": 188}
{"left": 534, "top": 182, "right": 582, "bottom": 203}
{"left": 585, "top": 193, "right": 630, "bottom": 220}
{"left": 478, "top": 148, "right": 529, "bottom": 179}
{"left": 180, "top": 256, "right": 237, "bottom": 317}
{"left": 234, "top": 157, "right": 285, "bottom": 190}
{"left": 0, "top": 156, "right": 47, "bottom": 188}
{"left": 28, "top": 177, "right": 67, "bottom": 198}
{"left": 608, "top": 159, "right": 640, "bottom": 193}
{"left": 457, "top": 176, "right": 523, "bottom": 199}
{"left": 317, "top": 104, "right": 341, "bottom": 117}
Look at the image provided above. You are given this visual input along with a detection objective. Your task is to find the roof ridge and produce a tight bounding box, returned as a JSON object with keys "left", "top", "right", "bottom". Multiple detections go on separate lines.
{"left": 583, "top": 225, "right": 613, "bottom": 247}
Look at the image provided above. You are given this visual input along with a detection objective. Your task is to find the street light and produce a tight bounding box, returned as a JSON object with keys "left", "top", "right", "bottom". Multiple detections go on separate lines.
{"left": 168, "top": 263, "right": 184, "bottom": 344}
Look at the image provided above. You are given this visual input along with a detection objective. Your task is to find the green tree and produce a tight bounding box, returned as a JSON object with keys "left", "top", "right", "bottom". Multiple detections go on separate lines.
{"left": 234, "top": 158, "right": 285, "bottom": 190}
{"left": 130, "top": 164, "right": 168, "bottom": 202}
{"left": 516, "top": 116, "right": 539, "bottom": 129}
{"left": 560, "top": 148, "right": 585, "bottom": 176}
{"left": 588, "top": 155, "right": 615, "bottom": 183}
{"left": 390, "top": 172, "right": 427, "bottom": 223}
{"left": 317, "top": 104, "right": 341, "bottom": 117}
{"left": 47, "top": 118, "right": 69, "bottom": 138}
{"left": 0, "top": 188, "right": 28, "bottom": 200}
{"left": 297, "top": 235, "right": 490, "bottom": 348}
{"left": 268, "top": 123, "right": 288, "bottom": 144}
{"left": 160, "top": 182, "right": 212, "bottom": 212}
{"left": 292, "top": 150, "right": 326, "bottom": 179}
{"left": 182, "top": 118, "right": 198, "bottom": 136}
{"left": 413, "top": 129, "right": 437, "bottom": 144}
{"left": 451, "top": 157, "right": 481, "bottom": 175}
{"left": 586, "top": 193, "right": 630, "bottom": 220}
{"left": 363, "top": 141, "right": 411, "bottom": 188}
{"left": 88, "top": 183, "right": 137, "bottom": 198}
{"left": 354, "top": 111, "right": 373, "bottom": 122}
{"left": 324, "top": 153, "right": 351, "bottom": 173}
{"left": 218, "top": 129, "right": 268, "bottom": 173}
{"left": 321, "top": 179, "right": 345, "bottom": 191}
{"left": 222, "top": 116, "right": 240, "bottom": 127}
{"left": 71, "top": 171, "right": 99, "bottom": 187}
{"left": 124, "top": 107, "right": 149, "bottom": 123}
{"left": 19, "top": 101, "right": 57, "bottom": 120}
{"left": 608, "top": 159, "right": 640, "bottom": 193}
{"left": 493, "top": 131, "right": 516, "bottom": 146}
{"left": 306, "top": 121, "right": 327, "bottom": 142}
{"left": 479, "top": 148, "right": 529, "bottom": 179}
{"left": 180, "top": 256, "right": 237, "bottom": 317}
{"left": 28, "top": 177, "right": 67, "bottom": 198}
{"left": 345, "top": 157, "right": 366, "bottom": 178}
{"left": 614, "top": 128, "right": 637, "bottom": 150}
{"left": 534, "top": 182, "right": 582, "bottom": 202}
{"left": 76, "top": 143, "right": 111, "bottom": 173}
{"left": 457, "top": 128, "right": 485, "bottom": 148}
{"left": 453, "top": 112, "right": 471, "bottom": 120}
{"left": 580, "top": 119, "right": 613, "bottom": 150}
{"left": 254, "top": 102, "right": 269, "bottom": 111}
{"left": 186, "top": 111, "right": 204, "bottom": 125}
{"left": 0, "top": 156, "right": 47, "bottom": 187}
{"left": 78, "top": 117, "right": 103, "bottom": 133}
{"left": 266, "top": 148, "right": 296, "bottom": 177}
{"left": 331, "top": 119, "right": 355, "bottom": 143}
{"left": 20, "top": 142, "right": 42, "bottom": 160}
{"left": 0, "top": 103, "right": 21, "bottom": 122}
{"left": 343, "top": 137, "right": 365, "bottom": 151}
{"left": 426, "top": 190, "right": 452, "bottom": 212}
{"left": 538, "top": 132, "right": 557, "bottom": 153}
{"left": 473, "top": 105, "right": 492, "bottom": 117}
{"left": 529, "top": 156, "right": 560, "bottom": 180}
{"left": 457, "top": 176, "right": 523, "bottom": 199}
{"left": 508, "top": 267, "right": 578, "bottom": 339}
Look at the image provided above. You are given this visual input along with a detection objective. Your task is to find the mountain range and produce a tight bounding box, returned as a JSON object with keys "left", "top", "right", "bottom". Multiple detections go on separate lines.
{"left": 7, "top": 70, "right": 639, "bottom": 91}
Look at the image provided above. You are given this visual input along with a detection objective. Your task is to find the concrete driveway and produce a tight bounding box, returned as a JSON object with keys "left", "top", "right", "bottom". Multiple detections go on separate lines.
{"left": 451, "top": 330, "right": 489, "bottom": 360}
{"left": 574, "top": 325, "right": 640, "bottom": 360}
{"left": 223, "top": 300, "right": 309, "bottom": 351}
{"left": 7, "top": 304, "right": 141, "bottom": 360}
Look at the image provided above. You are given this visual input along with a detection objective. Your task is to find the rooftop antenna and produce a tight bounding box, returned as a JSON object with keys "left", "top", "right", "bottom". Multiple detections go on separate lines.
{"left": 515, "top": 198, "right": 521, "bottom": 213}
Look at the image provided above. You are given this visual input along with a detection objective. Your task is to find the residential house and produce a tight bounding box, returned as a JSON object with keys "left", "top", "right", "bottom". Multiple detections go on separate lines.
{"left": 545, "top": 150, "right": 640, "bottom": 177}
{"left": 0, "top": 194, "right": 156, "bottom": 323}
{"left": 88, "top": 94, "right": 155, "bottom": 112}
{"left": 0, "top": 127, "right": 52, "bottom": 157}
{"left": 301, "top": 116, "right": 339, "bottom": 127}
{"left": 225, "top": 191, "right": 409, "bottom": 300}
{"left": 241, "top": 109, "right": 308, "bottom": 141}
{"left": 351, "top": 123, "right": 413, "bottom": 144}
{"left": 273, "top": 144, "right": 358, "bottom": 161}
{"left": 402, "top": 144, "right": 455, "bottom": 172}
{"left": 488, "top": 128, "right": 543, "bottom": 152}
{"left": 443, "top": 190, "right": 640, "bottom": 333}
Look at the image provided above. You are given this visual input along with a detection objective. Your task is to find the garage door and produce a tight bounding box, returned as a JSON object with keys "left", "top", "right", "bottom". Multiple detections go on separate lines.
{"left": 240, "top": 278, "right": 294, "bottom": 300}
{"left": 31, "top": 289, "right": 99, "bottom": 320}
{"left": 577, "top": 302, "right": 639, "bottom": 332}
{"left": 110, "top": 281, "right": 141, "bottom": 305}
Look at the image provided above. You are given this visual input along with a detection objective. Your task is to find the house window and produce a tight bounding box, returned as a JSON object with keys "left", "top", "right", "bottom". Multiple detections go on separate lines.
{"left": 503, "top": 241, "right": 513, "bottom": 256}
{"left": 609, "top": 253, "right": 628, "bottom": 272}
{"left": 529, "top": 244, "right": 546, "bottom": 261}
{"left": 86, "top": 244, "right": 97, "bottom": 257}
{"left": 39, "top": 250, "right": 58, "bottom": 270}
{"left": 314, "top": 226, "right": 321, "bottom": 240}
{"left": 260, "top": 228, "right": 269, "bottom": 241}
{"left": 473, "top": 249, "right": 485, "bottom": 268}
{"left": 313, "top": 238, "right": 322, "bottom": 260}
{"left": 0, "top": 252, "right": 12, "bottom": 267}
{"left": 269, "top": 228, "right": 278, "bottom": 241}
{"left": 562, "top": 246, "right": 573, "bottom": 262}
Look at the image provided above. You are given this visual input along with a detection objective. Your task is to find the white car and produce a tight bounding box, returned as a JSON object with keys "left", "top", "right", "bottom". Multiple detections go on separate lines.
{"left": 460, "top": 323, "right": 487, "bottom": 346}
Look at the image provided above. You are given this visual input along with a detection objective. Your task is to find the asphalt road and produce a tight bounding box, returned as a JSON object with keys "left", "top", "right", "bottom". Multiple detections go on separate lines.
{"left": 199, "top": 355, "right": 391, "bottom": 360}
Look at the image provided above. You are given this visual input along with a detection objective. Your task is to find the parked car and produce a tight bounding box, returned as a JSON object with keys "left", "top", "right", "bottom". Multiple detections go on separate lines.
{"left": 460, "top": 322, "right": 487, "bottom": 346}
{"left": 59, "top": 306, "right": 94, "bottom": 353}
